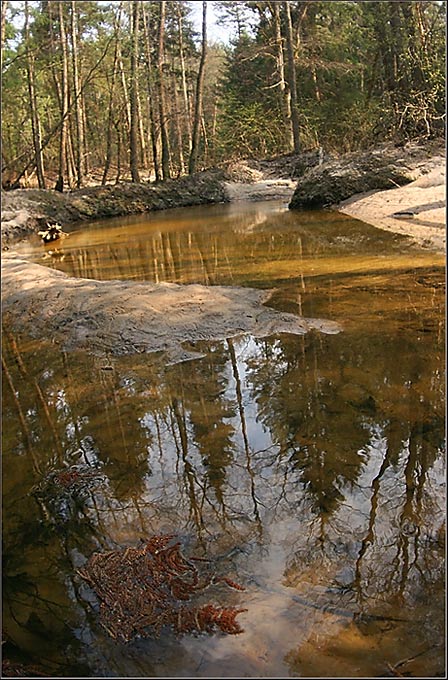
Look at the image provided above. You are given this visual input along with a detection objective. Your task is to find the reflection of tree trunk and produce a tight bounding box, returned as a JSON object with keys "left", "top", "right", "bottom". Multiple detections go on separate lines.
{"left": 3, "top": 332, "right": 64, "bottom": 468}
{"left": 354, "top": 445, "right": 392, "bottom": 604}
{"left": 171, "top": 397, "right": 204, "bottom": 531}
{"left": 2, "top": 355, "right": 36, "bottom": 467}
{"left": 227, "top": 339, "right": 262, "bottom": 533}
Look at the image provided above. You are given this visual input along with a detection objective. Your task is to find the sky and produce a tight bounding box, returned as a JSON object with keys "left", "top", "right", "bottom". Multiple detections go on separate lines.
{"left": 189, "top": 1, "right": 230, "bottom": 44}
{"left": 5, "top": 1, "right": 232, "bottom": 45}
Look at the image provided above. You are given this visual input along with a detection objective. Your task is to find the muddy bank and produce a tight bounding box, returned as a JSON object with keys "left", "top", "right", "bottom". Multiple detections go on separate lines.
{"left": 1, "top": 169, "right": 228, "bottom": 249}
{"left": 2, "top": 252, "right": 340, "bottom": 363}
{"left": 288, "top": 140, "right": 444, "bottom": 209}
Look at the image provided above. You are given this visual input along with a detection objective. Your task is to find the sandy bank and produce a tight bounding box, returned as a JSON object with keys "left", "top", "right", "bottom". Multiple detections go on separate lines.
{"left": 1, "top": 252, "right": 341, "bottom": 362}
{"left": 337, "top": 160, "right": 446, "bottom": 252}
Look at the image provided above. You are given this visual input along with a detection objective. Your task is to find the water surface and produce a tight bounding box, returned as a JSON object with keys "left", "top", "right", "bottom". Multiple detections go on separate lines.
{"left": 3, "top": 200, "right": 445, "bottom": 677}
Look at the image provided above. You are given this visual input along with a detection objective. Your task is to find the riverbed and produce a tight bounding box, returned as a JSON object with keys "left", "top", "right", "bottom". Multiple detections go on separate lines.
{"left": 2, "top": 199, "right": 445, "bottom": 677}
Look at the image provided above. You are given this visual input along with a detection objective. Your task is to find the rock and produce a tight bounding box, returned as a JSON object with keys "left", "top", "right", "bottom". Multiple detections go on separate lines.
{"left": 288, "top": 142, "right": 441, "bottom": 210}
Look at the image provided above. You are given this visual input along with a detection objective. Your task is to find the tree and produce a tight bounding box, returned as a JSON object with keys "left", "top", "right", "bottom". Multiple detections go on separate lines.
{"left": 70, "top": 1, "right": 86, "bottom": 187}
{"left": 188, "top": 0, "right": 207, "bottom": 174}
{"left": 283, "top": 1, "right": 300, "bottom": 152}
{"left": 129, "top": 0, "right": 140, "bottom": 182}
{"left": 56, "top": 0, "right": 70, "bottom": 191}
{"left": 157, "top": 0, "right": 171, "bottom": 180}
{"left": 24, "top": 1, "right": 45, "bottom": 188}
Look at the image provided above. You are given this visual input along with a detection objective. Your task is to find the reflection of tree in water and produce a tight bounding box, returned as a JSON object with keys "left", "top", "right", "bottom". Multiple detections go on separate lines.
{"left": 164, "top": 345, "right": 236, "bottom": 511}
{"left": 238, "top": 323, "right": 444, "bottom": 634}
{"left": 244, "top": 332, "right": 369, "bottom": 519}
{"left": 2, "top": 301, "right": 444, "bottom": 675}
{"left": 353, "top": 417, "right": 444, "bottom": 610}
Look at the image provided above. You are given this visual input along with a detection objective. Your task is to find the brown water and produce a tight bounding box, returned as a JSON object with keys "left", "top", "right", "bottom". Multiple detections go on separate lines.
{"left": 3, "top": 200, "right": 445, "bottom": 677}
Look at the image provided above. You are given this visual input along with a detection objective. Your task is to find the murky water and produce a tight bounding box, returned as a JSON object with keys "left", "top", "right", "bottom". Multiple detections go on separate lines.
{"left": 3, "top": 201, "right": 445, "bottom": 677}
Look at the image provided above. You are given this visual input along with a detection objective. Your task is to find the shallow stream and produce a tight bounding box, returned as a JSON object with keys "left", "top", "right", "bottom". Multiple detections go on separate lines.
{"left": 2, "top": 200, "right": 445, "bottom": 677}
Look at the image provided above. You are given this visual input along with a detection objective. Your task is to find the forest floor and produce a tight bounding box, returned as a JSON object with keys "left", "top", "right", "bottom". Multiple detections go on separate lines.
{"left": 1, "top": 143, "right": 444, "bottom": 361}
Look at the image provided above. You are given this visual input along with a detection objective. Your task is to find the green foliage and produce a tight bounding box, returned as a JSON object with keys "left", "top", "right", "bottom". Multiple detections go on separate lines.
{"left": 1, "top": 0, "right": 445, "bottom": 184}
{"left": 216, "top": 97, "right": 286, "bottom": 159}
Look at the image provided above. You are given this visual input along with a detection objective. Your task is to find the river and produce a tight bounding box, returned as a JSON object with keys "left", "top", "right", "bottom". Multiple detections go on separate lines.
{"left": 2, "top": 200, "right": 445, "bottom": 677}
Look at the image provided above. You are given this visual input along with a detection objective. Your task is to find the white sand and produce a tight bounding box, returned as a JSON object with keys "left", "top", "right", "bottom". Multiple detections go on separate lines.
{"left": 337, "top": 158, "right": 446, "bottom": 252}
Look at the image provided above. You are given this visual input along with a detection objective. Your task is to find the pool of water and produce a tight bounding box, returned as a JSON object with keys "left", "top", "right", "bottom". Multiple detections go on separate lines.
{"left": 3, "top": 200, "right": 445, "bottom": 677}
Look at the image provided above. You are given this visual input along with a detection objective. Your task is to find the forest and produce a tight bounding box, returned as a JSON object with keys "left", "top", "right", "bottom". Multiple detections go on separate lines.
{"left": 1, "top": 0, "right": 445, "bottom": 191}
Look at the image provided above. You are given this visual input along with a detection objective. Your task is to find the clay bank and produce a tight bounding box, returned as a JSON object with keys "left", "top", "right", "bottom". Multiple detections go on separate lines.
{"left": 1, "top": 142, "right": 445, "bottom": 360}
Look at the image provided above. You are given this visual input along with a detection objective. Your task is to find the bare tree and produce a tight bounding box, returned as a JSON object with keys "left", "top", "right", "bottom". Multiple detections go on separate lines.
{"left": 55, "top": 0, "right": 70, "bottom": 190}
{"left": 70, "top": 1, "right": 86, "bottom": 187}
{"left": 157, "top": 0, "right": 171, "bottom": 180}
{"left": 102, "top": 3, "right": 122, "bottom": 185}
{"left": 129, "top": 0, "right": 140, "bottom": 182}
{"left": 283, "top": 0, "right": 300, "bottom": 152}
{"left": 142, "top": 6, "right": 161, "bottom": 181}
{"left": 24, "top": 1, "right": 45, "bottom": 187}
{"left": 1, "top": 0, "right": 8, "bottom": 67}
{"left": 189, "top": 0, "right": 207, "bottom": 175}
{"left": 271, "top": 1, "right": 293, "bottom": 150}
{"left": 177, "top": 3, "right": 192, "bottom": 150}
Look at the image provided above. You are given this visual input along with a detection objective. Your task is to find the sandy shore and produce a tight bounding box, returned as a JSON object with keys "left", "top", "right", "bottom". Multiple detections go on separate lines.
{"left": 337, "top": 159, "right": 446, "bottom": 252}
{"left": 1, "top": 251, "right": 341, "bottom": 362}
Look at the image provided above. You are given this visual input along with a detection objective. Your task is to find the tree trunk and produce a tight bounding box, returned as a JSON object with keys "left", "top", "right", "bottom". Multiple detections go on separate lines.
{"left": 118, "top": 44, "right": 130, "bottom": 131}
{"left": 177, "top": 3, "right": 192, "bottom": 149}
{"left": 70, "top": 0, "right": 85, "bottom": 187}
{"left": 56, "top": 0, "right": 70, "bottom": 190}
{"left": 129, "top": 0, "right": 140, "bottom": 182}
{"left": 283, "top": 1, "right": 300, "bottom": 153}
{"left": 172, "top": 64, "right": 185, "bottom": 174}
{"left": 102, "top": 4, "right": 121, "bottom": 185}
{"left": 1, "top": 0, "right": 7, "bottom": 68}
{"left": 114, "top": 117, "right": 121, "bottom": 183}
{"left": 137, "top": 87, "right": 148, "bottom": 168}
{"left": 157, "top": 0, "right": 171, "bottom": 180}
{"left": 24, "top": 1, "right": 46, "bottom": 188}
{"left": 189, "top": 1, "right": 207, "bottom": 175}
{"left": 272, "top": 1, "right": 293, "bottom": 150}
{"left": 142, "top": 6, "right": 161, "bottom": 182}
